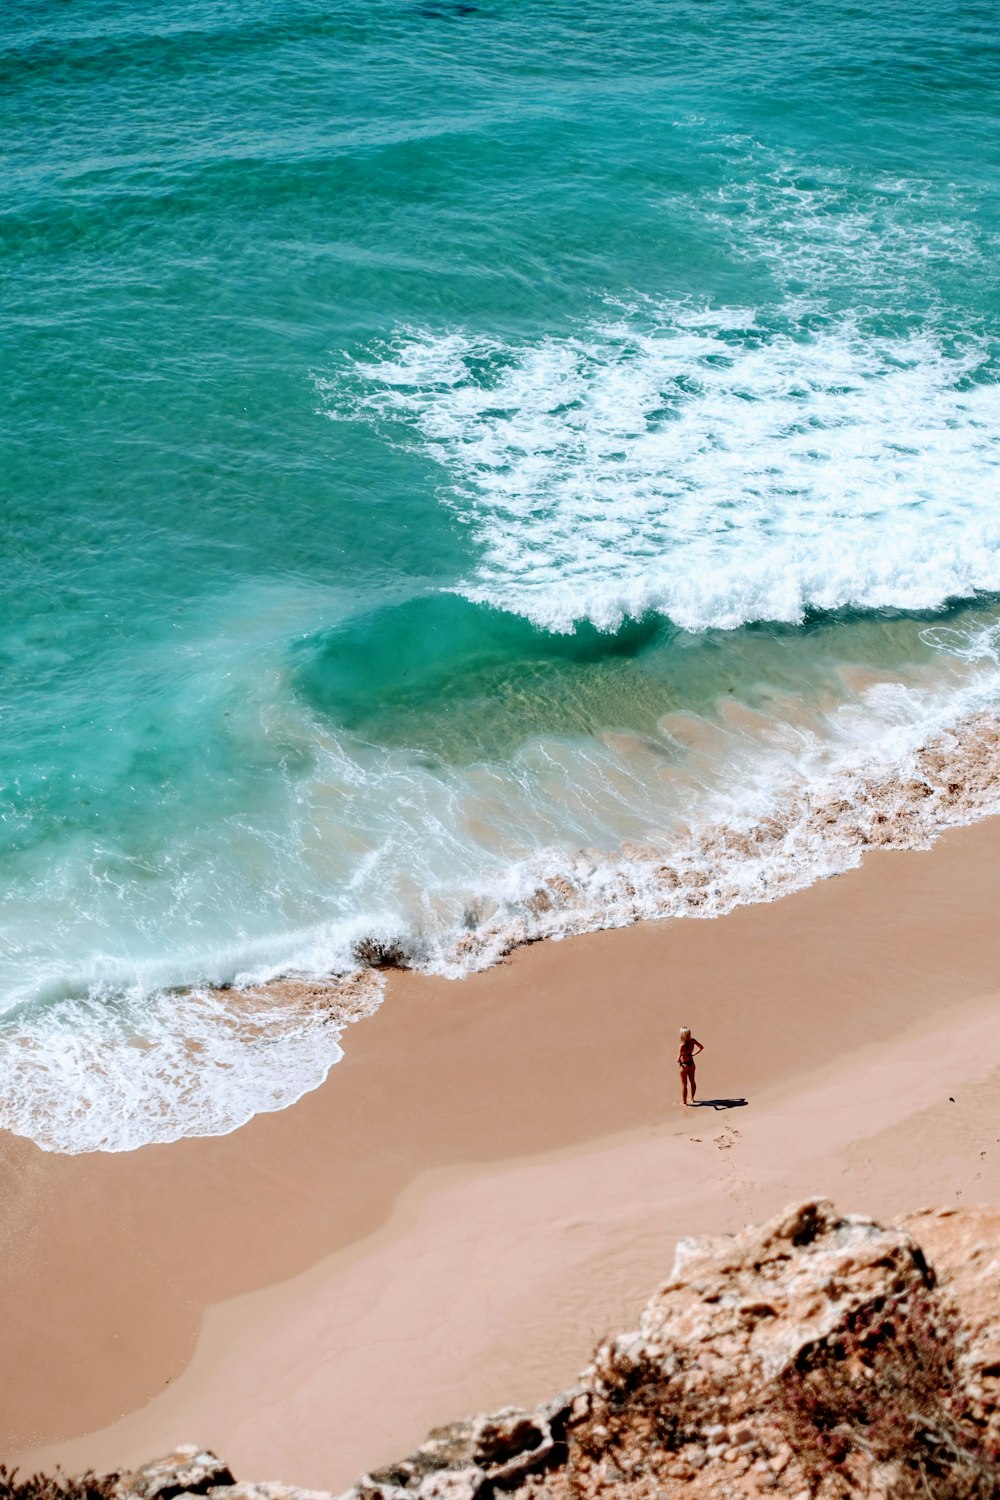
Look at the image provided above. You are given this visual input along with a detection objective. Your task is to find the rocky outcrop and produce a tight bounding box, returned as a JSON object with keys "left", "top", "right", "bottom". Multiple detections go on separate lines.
{"left": 899, "top": 1205, "right": 1000, "bottom": 1429}
{"left": 352, "top": 1401, "right": 576, "bottom": 1500}
{"left": 63, "top": 1201, "right": 1000, "bottom": 1500}
{"left": 62, "top": 1453, "right": 329, "bottom": 1500}
{"left": 113, "top": 1448, "right": 236, "bottom": 1500}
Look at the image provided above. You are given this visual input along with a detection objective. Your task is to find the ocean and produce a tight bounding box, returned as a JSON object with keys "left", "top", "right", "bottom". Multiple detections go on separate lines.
{"left": 3, "top": 0, "right": 999, "bottom": 1150}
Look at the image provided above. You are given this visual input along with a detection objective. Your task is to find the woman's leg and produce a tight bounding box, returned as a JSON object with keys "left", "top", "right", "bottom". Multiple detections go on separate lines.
{"left": 690, "top": 1064, "right": 697, "bottom": 1103}
{"left": 680, "top": 1065, "right": 690, "bottom": 1105}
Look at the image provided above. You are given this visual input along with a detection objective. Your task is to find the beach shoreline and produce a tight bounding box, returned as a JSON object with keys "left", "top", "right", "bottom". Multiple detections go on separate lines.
{"left": 9, "top": 695, "right": 1000, "bottom": 1159}
{"left": 4, "top": 816, "right": 1000, "bottom": 1488}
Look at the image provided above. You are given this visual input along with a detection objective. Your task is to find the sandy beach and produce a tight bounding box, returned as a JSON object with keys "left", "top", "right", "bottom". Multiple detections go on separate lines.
{"left": 4, "top": 818, "right": 1000, "bottom": 1489}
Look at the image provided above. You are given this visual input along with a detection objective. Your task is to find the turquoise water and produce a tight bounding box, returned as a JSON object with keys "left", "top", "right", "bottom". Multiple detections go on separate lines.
{"left": 4, "top": 0, "right": 1000, "bottom": 1149}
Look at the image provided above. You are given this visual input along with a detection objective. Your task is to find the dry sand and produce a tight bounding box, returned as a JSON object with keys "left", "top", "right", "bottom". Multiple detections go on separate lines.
{"left": 4, "top": 818, "right": 1000, "bottom": 1488}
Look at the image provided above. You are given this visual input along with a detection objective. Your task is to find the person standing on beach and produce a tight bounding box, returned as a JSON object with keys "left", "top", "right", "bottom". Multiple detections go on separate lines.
{"left": 678, "top": 1027, "right": 704, "bottom": 1106}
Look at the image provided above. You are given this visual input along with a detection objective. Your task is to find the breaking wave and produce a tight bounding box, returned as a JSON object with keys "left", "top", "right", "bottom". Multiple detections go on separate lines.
{"left": 6, "top": 617, "right": 1000, "bottom": 1152}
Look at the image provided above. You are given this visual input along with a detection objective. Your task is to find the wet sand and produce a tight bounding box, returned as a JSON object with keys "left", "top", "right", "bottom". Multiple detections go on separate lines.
{"left": 4, "top": 818, "right": 1000, "bottom": 1488}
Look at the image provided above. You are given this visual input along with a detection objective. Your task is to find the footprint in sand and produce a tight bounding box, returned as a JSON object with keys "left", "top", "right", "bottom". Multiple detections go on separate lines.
{"left": 712, "top": 1125, "right": 752, "bottom": 1213}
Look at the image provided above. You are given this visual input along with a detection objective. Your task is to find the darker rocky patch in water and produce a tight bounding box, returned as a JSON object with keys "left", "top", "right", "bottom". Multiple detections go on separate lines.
{"left": 417, "top": 3, "right": 479, "bottom": 17}
{"left": 352, "top": 936, "right": 412, "bottom": 971}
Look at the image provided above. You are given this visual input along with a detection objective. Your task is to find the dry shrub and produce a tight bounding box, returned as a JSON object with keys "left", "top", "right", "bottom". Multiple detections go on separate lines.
{"left": 351, "top": 936, "right": 409, "bottom": 970}
{"left": 773, "top": 1291, "right": 1000, "bottom": 1498}
{"left": 564, "top": 1345, "right": 714, "bottom": 1493}
{"left": 0, "top": 1471, "right": 118, "bottom": 1500}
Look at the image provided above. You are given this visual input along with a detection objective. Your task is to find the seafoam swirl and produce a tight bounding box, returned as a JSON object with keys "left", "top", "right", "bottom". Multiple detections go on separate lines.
{"left": 320, "top": 307, "right": 1000, "bottom": 632}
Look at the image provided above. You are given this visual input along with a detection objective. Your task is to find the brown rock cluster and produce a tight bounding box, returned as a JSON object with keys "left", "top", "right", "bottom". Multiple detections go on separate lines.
{"left": 113, "top": 1449, "right": 236, "bottom": 1500}
{"left": 29, "top": 1200, "right": 1000, "bottom": 1500}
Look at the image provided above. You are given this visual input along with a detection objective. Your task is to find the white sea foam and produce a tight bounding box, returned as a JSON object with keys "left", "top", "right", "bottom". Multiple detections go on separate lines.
{"left": 702, "top": 141, "right": 984, "bottom": 301}
{"left": 0, "top": 973, "right": 383, "bottom": 1155}
{"left": 322, "top": 308, "right": 1000, "bottom": 632}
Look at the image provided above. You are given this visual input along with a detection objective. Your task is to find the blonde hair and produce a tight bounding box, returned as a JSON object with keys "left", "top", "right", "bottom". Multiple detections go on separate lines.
{"left": 679, "top": 1027, "right": 691, "bottom": 1040}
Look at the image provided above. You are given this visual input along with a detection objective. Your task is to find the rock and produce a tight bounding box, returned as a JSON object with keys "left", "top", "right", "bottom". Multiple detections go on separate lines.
{"left": 769, "top": 1444, "right": 791, "bottom": 1474}
{"left": 209, "top": 1487, "right": 332, "bottom": 1500}
{"left": 115, "top": 1447, "right": 235, "bottom": 1500}
{"left": 899, "top": 1204, "right": 1000, "bottom": 1449}
{"left": 343, "top": 1403, "right": 563, "bottom": 1500}
{"left": 626, "top": 1197, "right": 932, "bottom": 1396}
{"left": 416, "top": 1470, "right": 484, "bottom": 1500}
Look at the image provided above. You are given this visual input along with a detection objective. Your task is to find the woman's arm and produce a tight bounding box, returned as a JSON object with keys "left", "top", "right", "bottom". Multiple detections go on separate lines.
{"left": 692, "top": 1038, "right": 704, "bottom": 1054}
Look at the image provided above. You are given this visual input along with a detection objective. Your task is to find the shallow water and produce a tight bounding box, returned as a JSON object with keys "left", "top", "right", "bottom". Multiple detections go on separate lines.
{"left": 3, "top": 0, "right": 1000, "bottom": 1149}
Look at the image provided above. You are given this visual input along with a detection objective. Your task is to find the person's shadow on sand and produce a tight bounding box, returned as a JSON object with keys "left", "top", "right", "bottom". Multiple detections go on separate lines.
{"left": 691, "top": 1097, "right": 748, "bottom": 1110}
